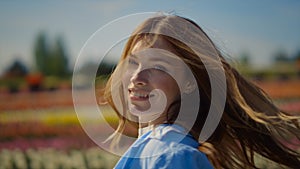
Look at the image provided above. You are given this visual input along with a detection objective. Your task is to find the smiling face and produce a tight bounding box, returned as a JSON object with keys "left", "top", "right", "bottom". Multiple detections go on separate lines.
{"left": 121, "top": 38, "right": 189, "bottom": 123}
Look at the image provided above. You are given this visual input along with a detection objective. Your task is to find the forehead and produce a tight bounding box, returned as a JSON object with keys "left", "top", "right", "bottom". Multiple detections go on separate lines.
{"left": 130, "top": 45, "right": 182, "bottom": 66}
{"left": 131, "top": 36, "right": 178, "bottom": 56}
{"left": 130, "top": 38, "right": 184, "bottom": 64}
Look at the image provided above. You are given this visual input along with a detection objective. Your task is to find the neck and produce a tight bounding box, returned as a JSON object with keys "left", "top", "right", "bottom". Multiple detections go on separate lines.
{"left": 138, "top": 112, "right": 168, "bottom": 127}
{"left": 138, "top": 123, "right": 153, "bottom": 137}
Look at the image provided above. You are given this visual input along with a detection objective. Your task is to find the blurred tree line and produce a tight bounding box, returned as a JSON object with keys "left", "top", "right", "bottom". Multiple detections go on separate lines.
{"left": 1, "top": 30, "right": 299, "bottom": 92}
{"left": 0, "top": 32, "right": 71, "bottom": 92}
{"left": 1, "top": 31, "right": 116, "bottom": 92}
{"left": 34, "top": 32, "right": 70, "bottom": 77}
{"left": 236, "top": 49, "right": 300, "bottom": 81}
{"left": 73, "top": 59, "right": 116, "bottom": 90}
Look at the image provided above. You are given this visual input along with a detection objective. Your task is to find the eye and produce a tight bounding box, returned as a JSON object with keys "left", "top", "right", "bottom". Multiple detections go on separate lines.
{"left": 128, "top": 58, "right": 138, "bottom": 65}
{"left": 153, "top": 64, "right": 167, "bottom": 72}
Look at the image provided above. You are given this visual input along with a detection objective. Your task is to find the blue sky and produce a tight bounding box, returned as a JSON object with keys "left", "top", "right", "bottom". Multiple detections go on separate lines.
{"left": 0, "top": 0, "right": 300, "bottom": 74}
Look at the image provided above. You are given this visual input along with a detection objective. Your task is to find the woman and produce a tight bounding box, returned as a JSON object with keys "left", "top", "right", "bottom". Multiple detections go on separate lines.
{"left": 102, "top": 14, "right": 300, "bottom": 169}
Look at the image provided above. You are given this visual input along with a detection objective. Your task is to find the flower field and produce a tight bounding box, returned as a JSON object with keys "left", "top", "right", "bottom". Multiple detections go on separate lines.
{"left": 0, "top": 89, "right": 120, "bottom": 169}
{"left": 0, "top": 80, "right": 299, "bottom": 169}
{"left": 0, "top": 148, "right": 118, "bottom": 169}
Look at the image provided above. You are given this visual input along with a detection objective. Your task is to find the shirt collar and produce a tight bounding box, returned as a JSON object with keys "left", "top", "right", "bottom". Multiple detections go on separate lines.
{"left": 138, "top": 125, "right": 153, "bottom": 138}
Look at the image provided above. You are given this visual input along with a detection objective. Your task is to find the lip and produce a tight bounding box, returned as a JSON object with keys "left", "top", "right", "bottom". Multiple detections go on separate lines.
{"left": 128, "top": 88, "right": 154, "bottom": 101}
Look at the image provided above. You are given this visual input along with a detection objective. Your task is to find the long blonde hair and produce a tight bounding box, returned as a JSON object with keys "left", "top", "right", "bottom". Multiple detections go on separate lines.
{"left": 102, "top": 14, "right": 300, "bottom": 169}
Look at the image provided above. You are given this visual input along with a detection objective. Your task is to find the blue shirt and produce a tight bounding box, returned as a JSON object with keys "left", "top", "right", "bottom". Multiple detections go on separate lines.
{"left": 114, "top": 124, "right": 214, "bottom": 169}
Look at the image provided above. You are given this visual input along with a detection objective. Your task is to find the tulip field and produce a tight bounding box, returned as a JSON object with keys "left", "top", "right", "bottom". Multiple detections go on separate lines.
{"left": 0, "top": 89, "right": 120, "bottom": 169}
{"left": 0, "top": 148, "right": 118, "bottom": 169}
{"left": 0, "top": 80, "right": 299, "bottom": 169}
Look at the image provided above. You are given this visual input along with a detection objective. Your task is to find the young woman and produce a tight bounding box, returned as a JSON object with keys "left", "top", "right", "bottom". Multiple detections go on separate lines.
{"left": 101, "top": 14, "right": 300, "bottom": 169}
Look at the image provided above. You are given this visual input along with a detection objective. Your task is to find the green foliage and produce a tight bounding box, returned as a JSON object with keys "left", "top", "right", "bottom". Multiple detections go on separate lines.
{"left": 296, "top": 51, "right": 300, "bottom": 59}
{"left": 273, "top": 49, "right": 290, "bottom": 63}
{"left": 1, "top": 59, "right": 28, "bottom": 92}
{"left": 34, "top": 32, "right": 70, "bottom": 78}
{"left": 4, "top": 59, "right": 28, "bottom": 77}
{"left": 96, "top": 61, "right": 116, "bottom": 77}
{"left": 49, "top": 36, "right": 69, "bottom": 77}
{"left": 0, "top": 77, "right": 26, "bottom": 93}
{"left": 234, "top": 50, "right": 299, "bottom": 80}
{"left": 34, "top": 32, "right": 50, "bottom": 75}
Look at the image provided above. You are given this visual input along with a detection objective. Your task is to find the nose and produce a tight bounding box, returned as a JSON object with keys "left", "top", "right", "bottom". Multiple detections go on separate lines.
{"left": 130, "top": 69, "right": 149, "bottom": 86}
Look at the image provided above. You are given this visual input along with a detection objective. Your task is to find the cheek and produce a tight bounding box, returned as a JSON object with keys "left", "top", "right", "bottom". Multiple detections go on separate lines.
{"left": 167, "top": 84, "right": 180, "bottom": 100}
{"left": 122, "top": 70, "right": 133, "bottom": 87}
{"left": 154, "top": 77, "right": 180, "bottom": 101}
{"left": 121, "top": 71, "right": 132, "bottom": 101}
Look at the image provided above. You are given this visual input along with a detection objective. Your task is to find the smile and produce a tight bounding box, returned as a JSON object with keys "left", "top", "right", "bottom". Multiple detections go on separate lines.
{"left": 128, "top": 89, "right": 154, "bottom": 100}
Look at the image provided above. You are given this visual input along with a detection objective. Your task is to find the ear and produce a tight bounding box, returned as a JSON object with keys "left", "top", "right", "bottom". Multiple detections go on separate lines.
{"left": 183, "top": 81, "right": 197, "bottom": 94}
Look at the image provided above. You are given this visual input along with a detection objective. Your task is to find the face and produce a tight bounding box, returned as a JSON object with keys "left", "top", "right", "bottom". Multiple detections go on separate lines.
{"left": 121, "top": 38, "right": 189, "bottom": 123}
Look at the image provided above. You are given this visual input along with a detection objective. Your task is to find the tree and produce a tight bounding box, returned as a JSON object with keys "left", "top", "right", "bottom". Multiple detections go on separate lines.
{"left": 274, "top": 50, "right": 290, "bottom": 63}
{"left": 239, "top": 51, "right": 251, "bottom": 66}
{"left": 293, "top": 50, "right": 300, "bottom": 61}
{"left": 2, "top": 59, "right": 28, "bottom": 93}
{"left": 34, "top": 32, "right": 50, "bottom": 75}
{"left": 50, "top": 36, "right": 69, "bottom": 77}
{"left": 294, "top": 50, "right": 300, "bottom": 77}
{"left": 4, "top": 59, "right": 28, "bottom": 77}
{"left": 97, "top": 60, "right": 115, "bottom": 76}
{"left": 33, "top": 32, "right": 70, "bottom": 77}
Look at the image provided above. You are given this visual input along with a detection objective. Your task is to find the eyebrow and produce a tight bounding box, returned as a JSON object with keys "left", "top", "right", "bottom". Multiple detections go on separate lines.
{"left": 129, "top": 53, "right": 138, "bottom": 59}
{"left": 129, "top": 53, "right": 175, "bottom": 66}
{"left": 149, "top": 58, "right": 172, "bottom": 65}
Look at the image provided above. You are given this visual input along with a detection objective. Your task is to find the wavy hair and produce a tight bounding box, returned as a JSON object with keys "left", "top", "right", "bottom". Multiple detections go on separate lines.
{"left": 102, "top": 14, "right": 300, "bottom": 169}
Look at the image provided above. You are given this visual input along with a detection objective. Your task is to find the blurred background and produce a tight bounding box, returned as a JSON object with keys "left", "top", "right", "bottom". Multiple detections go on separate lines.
{"left": 0, "top": 1, "right": 299, "bottom": 169}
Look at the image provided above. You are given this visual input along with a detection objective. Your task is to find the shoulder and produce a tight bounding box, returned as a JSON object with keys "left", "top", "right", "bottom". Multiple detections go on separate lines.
{"left": 142, "top": 132, "right": 213, "bottom": 169}
{"left": 148, "top": 125, "right": 214, "bottom": 169}
{"left": 153, "top": 142, "right": 214, "bottom": 169}
{"left": 115, "top": 124, "right": 214, "bottom": 169}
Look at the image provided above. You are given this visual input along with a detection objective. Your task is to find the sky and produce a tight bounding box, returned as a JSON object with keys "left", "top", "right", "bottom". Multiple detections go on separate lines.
{"left": 0, "top": 0, "right": 300, "bottom": 75}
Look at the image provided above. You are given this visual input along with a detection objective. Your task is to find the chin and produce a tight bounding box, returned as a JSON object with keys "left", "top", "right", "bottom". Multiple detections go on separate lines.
{"left": 129, "top": 104, "right": 148, "bottom": 116}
